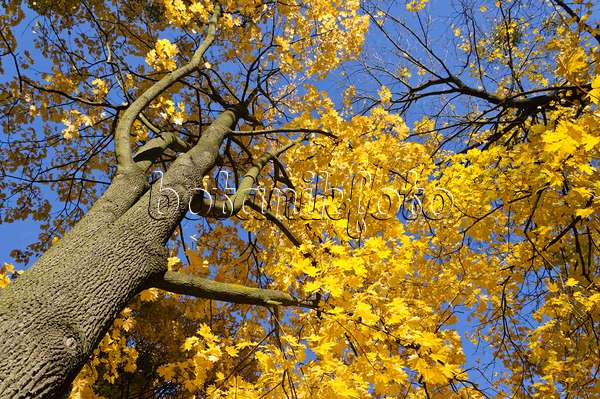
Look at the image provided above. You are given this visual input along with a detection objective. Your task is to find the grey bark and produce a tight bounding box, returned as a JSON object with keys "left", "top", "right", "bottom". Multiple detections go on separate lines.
{"left": 0, "top": 109, "right": 238, "bottom": 398}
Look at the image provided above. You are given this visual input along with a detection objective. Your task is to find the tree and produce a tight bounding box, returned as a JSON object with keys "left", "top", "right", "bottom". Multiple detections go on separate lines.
{"left": 0, "top": 0, "right": 599, "bottom": 398}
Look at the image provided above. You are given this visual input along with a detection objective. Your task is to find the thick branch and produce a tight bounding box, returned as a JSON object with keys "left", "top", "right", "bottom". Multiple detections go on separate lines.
{"left": 153, "top": 271, "right": 309, "bottom": 307}
{"left": 118, "top": 108, "right": 239, "bottom": 243}
{"left": 133, "top": 131, "right": 191, "bottom": 169}
{"left": 113, "top": 7, "right": 221, "bottom": 171}
{"left": 191, "top": 140, "right": 297, "bottom": 218}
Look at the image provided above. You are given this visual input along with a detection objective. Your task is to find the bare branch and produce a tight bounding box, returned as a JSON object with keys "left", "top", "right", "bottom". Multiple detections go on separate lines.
{"left": 230, "top": 127, "right": 337, "bottom": 140}
{"left": 552, "top": 0, "right": 600, "bottom": 44}
{"left": 246, "top": 200, "right": 302, "bottom": 247}
{"left": 22, "top": 78, "right": 120, "bottom": 109}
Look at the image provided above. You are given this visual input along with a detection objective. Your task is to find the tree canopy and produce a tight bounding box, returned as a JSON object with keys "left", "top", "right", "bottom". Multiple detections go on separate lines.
{"left": 1, "top": 0, "right": 600, "bottom": 398}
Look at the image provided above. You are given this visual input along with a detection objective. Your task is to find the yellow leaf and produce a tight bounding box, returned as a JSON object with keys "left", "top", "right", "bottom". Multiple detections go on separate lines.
{"left": 378, "top": 86, "right": 392, "bottom": 105}
{"left": 3, "top": 262, "right": 14, "bottom": 273}
{"left": 565, "top": 277, "right": 579, "bottom": 287}
{"left": 186, "top": 250, "right": 209, "bottom": 274}
{"left": 582, "top": 133, "right": 600, "bottom": 151}
{"left": 121, "top": 317, "right": 134, "bottom": 332}
{"left": 183, "top": 336, "right": 199, "bottom": 351}
{"left": 139, "top": 288, "right": 159, "bottom": 302}
{"left": 167, "top": 256, "right": 180, "bottom": 270}
{"left": 588, "top": 75, "right": 600, "bottom": 105}
{"left": 354, "top": 301, "right": 378, "bottom": 325}
{"left": 406, "top": 0, "right": 428, "bottom": 12}
{"left": 575, "top": 208, "right": 594, "bottom": 218}
{"left": 225, "top": 346, "right": 239, "bottom": 357}
{"left": 297, "top": 257, "right": 319, "bottom": 277}
{"left": 414, "top": 331, "right": 444, "bottom": 350}
{"left": 198, "top": 323, "right": 218, "bottom": 342}
{"left": 305, "top": 280, "right": 322, "bottom": 293}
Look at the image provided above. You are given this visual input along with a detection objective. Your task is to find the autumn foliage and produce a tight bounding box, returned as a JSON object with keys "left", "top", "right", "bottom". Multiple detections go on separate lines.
{"left": 1, "top": 0, "right": 600, "bottom": 398}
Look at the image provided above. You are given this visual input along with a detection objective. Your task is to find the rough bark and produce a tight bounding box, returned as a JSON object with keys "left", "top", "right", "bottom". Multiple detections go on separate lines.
{"left": 43, "top": 169, "right": 149, "bottom": 257}
{"left": 0, "top": 109, "right": 237, "bottom": 398}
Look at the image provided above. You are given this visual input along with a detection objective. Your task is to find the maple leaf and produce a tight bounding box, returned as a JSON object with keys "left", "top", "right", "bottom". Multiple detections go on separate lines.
{"left": 354, "top": 301, "right": 378, "bottom": 325}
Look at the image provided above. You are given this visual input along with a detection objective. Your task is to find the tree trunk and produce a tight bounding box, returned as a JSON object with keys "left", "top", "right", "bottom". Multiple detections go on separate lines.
{"left": 0, "top": 110, "right": 237, "bottom": 398}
